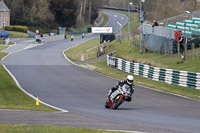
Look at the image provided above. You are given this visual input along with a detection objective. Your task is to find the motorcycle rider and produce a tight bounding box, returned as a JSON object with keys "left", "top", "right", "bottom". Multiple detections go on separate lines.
{"left": 107, "top": 75, "right": 135, "bottom": 102}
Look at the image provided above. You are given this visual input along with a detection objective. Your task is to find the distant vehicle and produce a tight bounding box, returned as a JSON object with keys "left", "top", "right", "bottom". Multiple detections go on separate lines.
{"left": 0, "top": 32, "right": 9, "bottom": 39}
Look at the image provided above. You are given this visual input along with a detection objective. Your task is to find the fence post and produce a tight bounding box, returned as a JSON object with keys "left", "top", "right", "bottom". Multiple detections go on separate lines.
{"left": 148, "top": 41, "right": 150, "bottom": 52}
{"left": 165, "top": 42, "right": 167, "bottom": 56}
{"left": 192, "top": 43, "right": 195, "bottom": 59}
{"left": 143, "top": 41, "right": 146, "bottom": 53}
{"left": 171, "top": 42, "right": 173, "bottom": 56}
{"left": 159, "top": 42, "right": 161, "bottom": 54}
{"left": 153, "top": 41, "right": 155, "bottom": 53}
{"left": 177, "top": 43, "right": 180, "bottom": 57}
{"left": 185, "top": 42, "right": 187, "bottom": 59}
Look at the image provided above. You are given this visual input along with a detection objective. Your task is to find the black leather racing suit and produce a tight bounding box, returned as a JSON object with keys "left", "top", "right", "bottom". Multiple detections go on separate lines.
{"left": 107, "top": 79, "right": 135, "bottom": 102}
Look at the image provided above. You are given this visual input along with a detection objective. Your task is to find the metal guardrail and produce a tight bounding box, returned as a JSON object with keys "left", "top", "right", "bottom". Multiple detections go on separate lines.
{"left": 107, "top": 55, "right": 200, "bottom": 89}
{"left": 102, "top": 6, "right": 139, "bottom": 13}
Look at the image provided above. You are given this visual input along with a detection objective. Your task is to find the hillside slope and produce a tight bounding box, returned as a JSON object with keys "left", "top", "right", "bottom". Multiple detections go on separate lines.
{"left": 107, "top": 0, "right": 200, "bottom": 21}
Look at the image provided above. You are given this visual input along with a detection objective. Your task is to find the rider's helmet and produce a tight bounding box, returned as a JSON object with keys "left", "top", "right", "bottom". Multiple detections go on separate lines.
{"left": 127, "top": 75, "right": 134, "bottom": 85}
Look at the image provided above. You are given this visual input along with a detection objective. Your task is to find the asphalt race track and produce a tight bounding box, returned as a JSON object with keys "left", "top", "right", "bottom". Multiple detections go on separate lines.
{"left": 1, "top": 11, "right": 200, "bottom": 133}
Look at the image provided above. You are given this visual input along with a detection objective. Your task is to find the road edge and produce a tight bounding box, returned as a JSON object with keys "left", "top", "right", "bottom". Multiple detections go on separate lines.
{"left": 2, "top": 65, "right": 68, "bottom": 113}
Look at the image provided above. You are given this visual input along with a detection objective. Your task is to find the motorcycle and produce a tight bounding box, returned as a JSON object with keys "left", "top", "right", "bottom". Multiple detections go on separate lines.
{"left": 105, "top": 84, "right": 132, "bottom": 109}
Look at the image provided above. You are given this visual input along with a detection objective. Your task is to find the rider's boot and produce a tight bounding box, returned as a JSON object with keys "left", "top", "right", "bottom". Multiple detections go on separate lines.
{"left": 107, "top": 89, "right": 112, "bottom": 100}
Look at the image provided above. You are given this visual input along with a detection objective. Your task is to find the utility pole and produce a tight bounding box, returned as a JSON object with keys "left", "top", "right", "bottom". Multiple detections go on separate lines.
{"left": 183, "top": 11, "right": 190, "bottom": 61}
{"left": 140, "top": 0, "right": 145, "bottom": 55}
{"left": 128, "top": 2, "right": 133, "bottom": 53}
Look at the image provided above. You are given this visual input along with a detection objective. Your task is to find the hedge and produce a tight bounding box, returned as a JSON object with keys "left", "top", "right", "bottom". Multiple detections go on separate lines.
{"left": 5, "top": 25, "right": 28, "bottom": 33}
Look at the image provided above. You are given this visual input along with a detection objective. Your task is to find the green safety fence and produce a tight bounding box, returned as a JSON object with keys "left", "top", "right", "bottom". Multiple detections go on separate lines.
{"left": 107, "top": 55, "right": 200, "bottom": 89}
{"left": 69, "top": 31, "right": 87, "bottom": 35}
{"left": 28, "top": 34, "right": 35, "bottom": 38}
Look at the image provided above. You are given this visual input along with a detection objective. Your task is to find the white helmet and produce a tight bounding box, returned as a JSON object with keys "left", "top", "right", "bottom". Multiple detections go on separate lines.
{"left": 127, "top": 75, "right": 134, "bottom": 85}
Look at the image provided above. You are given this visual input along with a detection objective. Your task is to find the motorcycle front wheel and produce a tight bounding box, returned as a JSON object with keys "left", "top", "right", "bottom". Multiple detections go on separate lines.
{"left": 113, "top": 96, "right": 124, "bottom": 109}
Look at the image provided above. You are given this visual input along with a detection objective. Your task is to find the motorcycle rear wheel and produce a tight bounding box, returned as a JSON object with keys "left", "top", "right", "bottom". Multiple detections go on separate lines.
{"left": 105, "top": 101, "right": 110, "bottom": 108}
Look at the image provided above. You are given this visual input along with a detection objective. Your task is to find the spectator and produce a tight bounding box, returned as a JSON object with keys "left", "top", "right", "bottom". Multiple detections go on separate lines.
{"left": 152, "top": 20, "right": 159, "bottom": 27}
{"left": 71, "top": 35, "right": 74, "bottom": 41}
{"left": 178, "top": 34, "right": 185, "bottom": 55}
{"left": 82, "top": 33, "right": 85, "bottom": 38}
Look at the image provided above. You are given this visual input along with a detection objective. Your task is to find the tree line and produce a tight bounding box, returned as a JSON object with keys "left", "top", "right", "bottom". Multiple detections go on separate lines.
{"left": 5, "top": 0, "right": 107, "bottom": 29}
{"left": 106, "top": 0, "right": 200, "bottom": 21}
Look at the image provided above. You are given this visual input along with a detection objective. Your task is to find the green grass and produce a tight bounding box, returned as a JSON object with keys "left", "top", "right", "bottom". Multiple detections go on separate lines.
{"left": 0, "top": 45, "right": 56, "bottom": 111}
{"left": 0, "top": 45, "right": 9, "bottom": 60}
{"left": 0, "top": 40, "right": 5, "bottom": 44}
{"left": 69, "top": 24, "right": 92, "bottom": 33}
{"left": 28, "top": 26, "right": 51, "bottom": 33}
{"left": 0, "top": 124, "right": 124, "bottom": 133}
{"left": 64, "top": 37, "right": 200, "bottom": 100}
{"left": 103, "top": 9, "right": 140, "bottom": 34}
{"left": 100, "top": 13, "right": 109, "bottom": 27}
{"left": 65, "top": 38, "right": 100, "bottom": 62}
{"left": 64, "top": 9, "right": 200, "bottom": 100}
{"left": 104, "top": 38, "right": 200, "bottom": 73}
{"left": 9, "top": 42, "right": 15, "bottom": 45}
{"left": 0, "top": 30, "right": 28, "bottom": 38}
{"left": 0, "top": 65, "right": 57, "bottom": 111}
{"left": 0, "top": 52, "right": 8, "bottom": 60}
{"left": 0, "top": 45, "right": 9, "bottom": 51}
{"left": 83, "top": 60, "right": 200, "bottom": 100}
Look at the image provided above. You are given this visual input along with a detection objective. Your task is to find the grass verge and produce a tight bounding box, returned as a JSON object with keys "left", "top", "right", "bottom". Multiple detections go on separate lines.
{"left": 0, "top": 65, "right": 57, "bottom": 111}
{"left": 0, "top": 124, "right": 123, "bottom": 133}
{"left": 0, "top": 52, "right": 8, "bottom": 60}
{"left": 69, "top": 24, "right": 92, "bottom": 33}
{"left": 100, "top": 13, "right": 109, "bottom": 27}
{"left": 0, "top": 45, "right": 9, "bottom": 51}
{"left": 84, "top": 60, "right": 200, "bottom": 100}
{"left": 28, "top": 26, "right": 51, "bottom": 34}
{"left": 0, "top": 40, "right": 5, "bottom": 44}
{"left": 64, "top": 38, "right": 200, "bottom": 100}
{"left": 65, "top": 38, "right": 100, "bottom": 62}
{"left": 0, "top": 45, "right": 9, "bottom": 60}
{"left": 0, "top": 30, "right": 28, "bottom": 38}
{"left": 104, "top": 38, "right": 200, "bottom": 73}
{"left": 0, "top": 45, "right": 56, "bottom": 111}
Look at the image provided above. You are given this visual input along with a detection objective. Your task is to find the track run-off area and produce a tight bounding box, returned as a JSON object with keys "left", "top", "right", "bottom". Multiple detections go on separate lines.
{"left": 0, "top": 11, "right": 200, "bottom": 133}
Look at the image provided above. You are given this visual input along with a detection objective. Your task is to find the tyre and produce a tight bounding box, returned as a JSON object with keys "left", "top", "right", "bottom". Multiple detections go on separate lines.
{"left": 105, "top": 101, "right": 110, "bottom": 108}
{"left": 113, "top": 96, "right": 123, "bottom": 109}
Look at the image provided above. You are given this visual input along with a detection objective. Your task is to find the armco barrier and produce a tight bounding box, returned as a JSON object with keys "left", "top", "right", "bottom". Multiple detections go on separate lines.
{"left": 102, "top": 7, "right": 138, "bottom": 13}
{"left": 107, "top": 55, "right": 200, "bottom": 89}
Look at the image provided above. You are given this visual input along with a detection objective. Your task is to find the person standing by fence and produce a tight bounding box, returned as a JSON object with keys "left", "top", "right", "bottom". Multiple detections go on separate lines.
{"left": 178, "top": 34, "right": 185, "bottom": 55}
{"left": 152, "top": 20, "right": 159, "bottom": 27}
{"left": 71, "top": 35, "right": 74, "bottom": 41}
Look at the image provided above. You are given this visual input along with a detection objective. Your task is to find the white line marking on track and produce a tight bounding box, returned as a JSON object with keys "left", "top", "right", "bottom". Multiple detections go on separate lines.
{"left": 22, "top": 39, "right": 35, "bottom": 43}
{"left": 1, "top": 53, "right": 11, "bottom": 61}
{"left": 107, "top": 129, "right": 146, "bottom": 133}
{"left": 3, "top": 65, "right": 68, "bottom": 113}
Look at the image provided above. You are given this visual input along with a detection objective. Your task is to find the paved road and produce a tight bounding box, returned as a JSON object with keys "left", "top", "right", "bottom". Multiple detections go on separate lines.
{"left": 1, "top": 11, "right": 200, "bottom": 133}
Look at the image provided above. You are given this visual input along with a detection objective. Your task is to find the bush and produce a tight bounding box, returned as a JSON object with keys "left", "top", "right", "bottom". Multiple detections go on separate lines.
{"left": 5, "top": 26, "right": 13, "bottom": 31}
{"left": 5, "top": 25, "right": 28, "bottom": 33}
